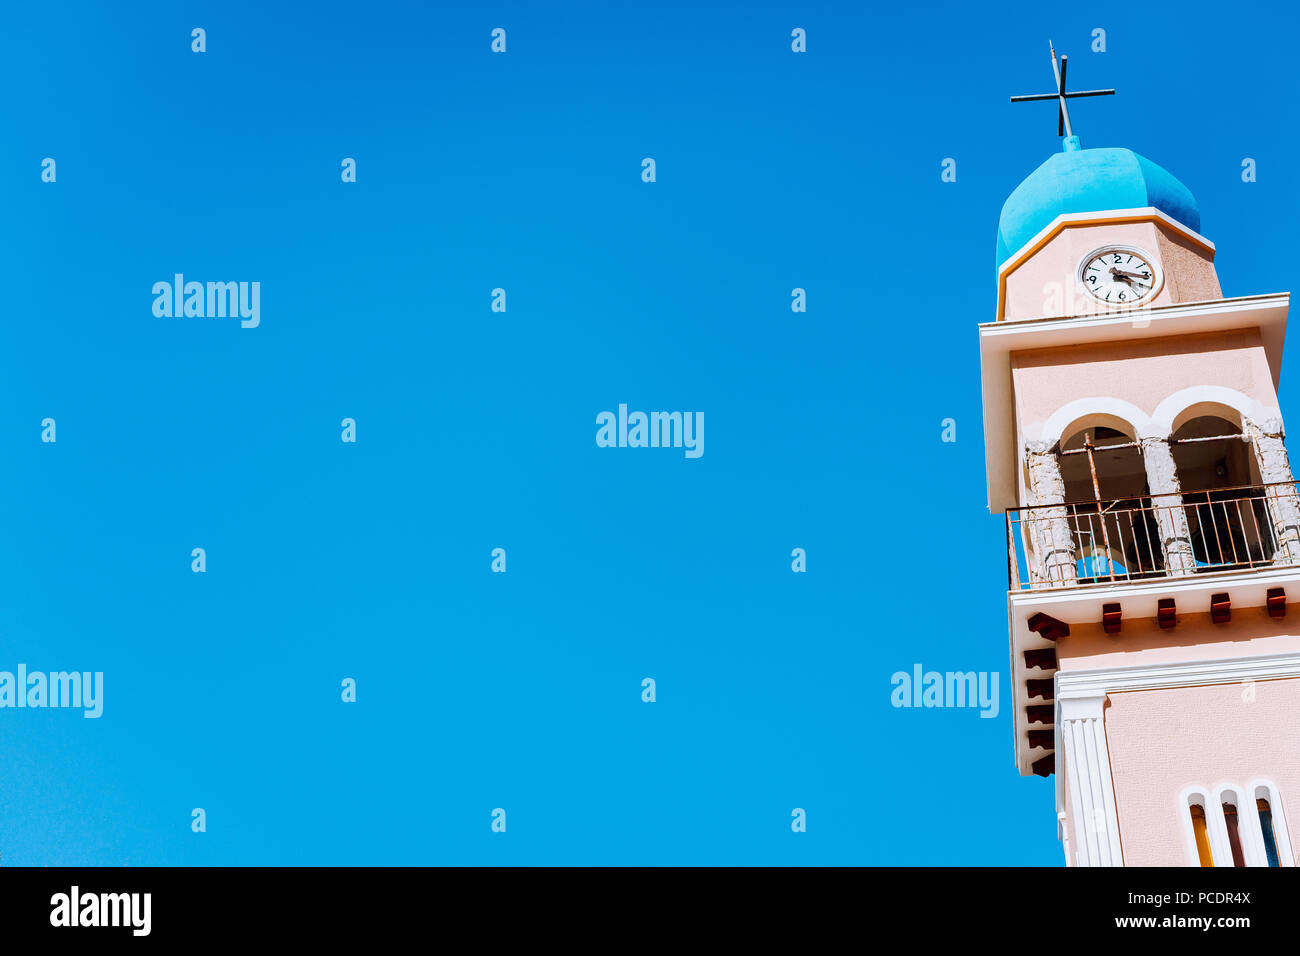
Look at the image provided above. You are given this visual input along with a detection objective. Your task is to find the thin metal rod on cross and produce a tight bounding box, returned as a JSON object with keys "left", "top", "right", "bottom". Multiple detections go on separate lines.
{"left": 1010, "top": 41, "right": 1115, "bottom": 137}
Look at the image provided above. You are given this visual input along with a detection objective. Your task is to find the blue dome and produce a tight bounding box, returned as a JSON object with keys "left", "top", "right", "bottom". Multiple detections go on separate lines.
{"left": 996, "top": 142, "right": 1200, "bottom": 266}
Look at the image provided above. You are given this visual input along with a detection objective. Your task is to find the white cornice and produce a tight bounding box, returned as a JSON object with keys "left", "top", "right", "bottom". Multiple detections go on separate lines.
{"left": 1008, "top": 561, "right": 1300, "bottom": 623}
{"left": 1057, "top": 651, "right": 1300, "bottom": 697}
{"left": 982, "top": 293, "right": 1288, "bottom": 352}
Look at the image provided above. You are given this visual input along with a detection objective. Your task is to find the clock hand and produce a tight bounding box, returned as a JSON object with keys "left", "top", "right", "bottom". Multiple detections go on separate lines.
{"left": 1109, "top": 272, "right": 1149, "bottom": 292}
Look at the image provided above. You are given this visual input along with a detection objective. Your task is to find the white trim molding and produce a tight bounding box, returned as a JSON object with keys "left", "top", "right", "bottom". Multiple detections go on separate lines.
{"left": 1032, "top": 386, "right": 1274, "bottom": 448}
{"left": 997, "top": 207, "right": 1216, "bottom": 283}
{"left": 1056, "top": 652, "right": 1300, "bottom": 698}
{"left": 1035, "top": 396, "right": 1150, "bottom": 448}
{"left": 1150, "top": 385, "right": 1271, "bottom": 437}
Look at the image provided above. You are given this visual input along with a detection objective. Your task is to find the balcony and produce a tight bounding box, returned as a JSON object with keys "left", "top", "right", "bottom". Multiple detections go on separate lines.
{"left": 1007, "top": 482, "right": 1300, "bottom": 591}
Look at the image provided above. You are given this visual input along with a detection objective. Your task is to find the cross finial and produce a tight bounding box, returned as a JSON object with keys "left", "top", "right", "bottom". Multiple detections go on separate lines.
{"left": 1010, "top": 41, "right": 1115, "bottom": 149}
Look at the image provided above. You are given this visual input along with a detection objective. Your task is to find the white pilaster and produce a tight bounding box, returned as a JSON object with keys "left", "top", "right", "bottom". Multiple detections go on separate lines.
{"left": 1057, "top": 692, "right": 1124, "bottom": 867}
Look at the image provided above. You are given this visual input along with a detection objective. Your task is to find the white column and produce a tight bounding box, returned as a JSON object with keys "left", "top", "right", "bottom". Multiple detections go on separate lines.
{"left": 1139, "top": 435, "right": 1196, "bottom": 574}
{"left": 1024, "top": 440, "right": 1077, "bottom": 586}
{"left": 1057, "top": 692, "right": 1124, "bottom": 867}
{"left": 1248, "top": 416, "right": 1300, "bottom": 564}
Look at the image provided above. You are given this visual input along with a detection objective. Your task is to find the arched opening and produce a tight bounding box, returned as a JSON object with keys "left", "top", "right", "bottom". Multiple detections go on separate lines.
{"left": 1171, "top": 414, "right": 1273, "bottom": 569}
{"left": 1220, "top": 789, "right": 1248, "bottom": 867}
{"left": 1255, "top": 784, "right": 1285, "bottom": 867}
{"left": 1187, "top": 797, "right": 1215, "bottom": 867}
{"left": 1059, "top": 425, "right": 1146, "bottom": 501}
{"left": 1170, "top": 412, "right": 1256, "bottom": 491}
{"left": 1057, "top": 424, "right": 1161, "bottom": 581}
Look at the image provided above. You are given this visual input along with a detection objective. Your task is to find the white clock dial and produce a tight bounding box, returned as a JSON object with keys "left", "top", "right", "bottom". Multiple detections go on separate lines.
{"left": 1078, "top": 247, "right": 1161, "bottom": 306}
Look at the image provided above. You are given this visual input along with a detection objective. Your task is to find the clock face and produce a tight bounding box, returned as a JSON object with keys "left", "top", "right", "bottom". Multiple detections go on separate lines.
{"left": 1078, "top": 247, "right": 1161, "bottom": 306}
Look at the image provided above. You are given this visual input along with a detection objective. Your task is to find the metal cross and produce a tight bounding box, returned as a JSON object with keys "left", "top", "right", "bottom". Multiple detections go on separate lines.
{"left": 1010, "top": 41, "right": 1115, "bottom": 138}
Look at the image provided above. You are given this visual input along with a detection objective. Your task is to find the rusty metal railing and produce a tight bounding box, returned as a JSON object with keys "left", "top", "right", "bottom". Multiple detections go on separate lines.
{"left": 1007, "top": 482, "right": 1300, "bottom": 591}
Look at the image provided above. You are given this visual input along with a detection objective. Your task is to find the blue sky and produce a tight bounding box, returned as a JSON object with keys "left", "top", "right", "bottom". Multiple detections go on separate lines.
{"left": 0, "top": 1, "right": 1295, "bottom": 865}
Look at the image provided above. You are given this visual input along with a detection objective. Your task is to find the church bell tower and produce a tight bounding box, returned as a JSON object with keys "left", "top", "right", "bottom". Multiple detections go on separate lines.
{"left": 981, "top": 46, "right": 1299, "bottom": 867}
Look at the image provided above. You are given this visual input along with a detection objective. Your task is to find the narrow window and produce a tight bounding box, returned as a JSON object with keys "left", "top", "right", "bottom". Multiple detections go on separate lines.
{"left": 1222, "top": 801, "right": 1247, "bottom": 867}
{"left": 1190, "top": 804, "right": 1214, "bottom": 866}
{"left": 1258, "top": 798, "right": 1282, "bottom": 868}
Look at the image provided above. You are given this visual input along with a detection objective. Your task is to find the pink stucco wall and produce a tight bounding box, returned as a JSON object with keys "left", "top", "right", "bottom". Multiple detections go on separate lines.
{"left": 1059, "top": 612, "right": 1300, "bottom": 673}
{"left": 1011, "top": 327, "right": 1280, "bottom": 449}
{"left": 1104, "top": 677, "right": 1300, "bottom": 866}
{"left": 1002, "top": 219, "right": 1220, "bottom": 322}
